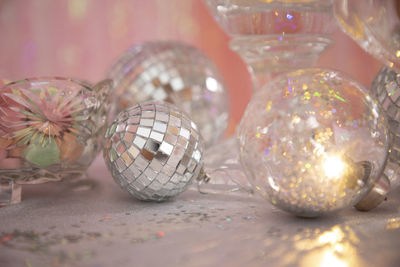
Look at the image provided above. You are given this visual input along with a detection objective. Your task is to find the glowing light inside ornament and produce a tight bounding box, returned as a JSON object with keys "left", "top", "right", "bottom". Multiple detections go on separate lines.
{"left": 322, "top": 155, "right": 346, "bottom": 180}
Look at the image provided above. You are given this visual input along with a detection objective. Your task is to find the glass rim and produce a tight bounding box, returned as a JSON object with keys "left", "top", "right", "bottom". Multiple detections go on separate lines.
{"left": 0, "top": 76, "right": 93, "bottom": 91}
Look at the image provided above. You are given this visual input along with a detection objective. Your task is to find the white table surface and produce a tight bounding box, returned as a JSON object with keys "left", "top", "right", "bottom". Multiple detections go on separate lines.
{"left": 1, "top": 156, "right": 400, "bottom": 267}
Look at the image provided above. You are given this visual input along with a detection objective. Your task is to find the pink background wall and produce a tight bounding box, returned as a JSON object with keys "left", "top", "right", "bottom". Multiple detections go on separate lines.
{"left": 0, "top": 0, "right": 382, "bottom": 132}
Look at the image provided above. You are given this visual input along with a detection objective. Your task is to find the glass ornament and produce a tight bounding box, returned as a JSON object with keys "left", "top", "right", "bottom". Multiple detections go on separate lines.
{"left": 334, "top": 0, "right": 400, "bottom": 70}
{"left": 104, "top": 101, "right": 204, "bottom": 201}
{"left": 108, "top": 41, "right": 230, "bottom": 147}
{"left": 0, "top": 77, "right": 112, "bottom": 206}
{"left": 239, "top": 69, "right": 390, "bottom": 217}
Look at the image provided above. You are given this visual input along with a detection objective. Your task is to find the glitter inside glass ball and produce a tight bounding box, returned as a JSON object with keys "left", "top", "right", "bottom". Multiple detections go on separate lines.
{"left": 108, "top": 41, "right": 230, "bottom": 147}
{"left": 239, "top": 69, "right": 389, "bottom": 217}
{"left": 104, "top": 101, "right": 204, "bottom": 201}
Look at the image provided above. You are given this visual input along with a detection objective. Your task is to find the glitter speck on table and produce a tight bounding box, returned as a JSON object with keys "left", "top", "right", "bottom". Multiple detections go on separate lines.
{"left": 157, "top": 232, "right": 165, "bottom": 237}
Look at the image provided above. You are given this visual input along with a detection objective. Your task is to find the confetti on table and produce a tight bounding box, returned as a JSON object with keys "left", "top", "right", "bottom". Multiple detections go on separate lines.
{"left": 1, "top": 234, "right": 14, "bottom": 242}
{"left": 157, "top": 232, "right": 165, "bottom": 237}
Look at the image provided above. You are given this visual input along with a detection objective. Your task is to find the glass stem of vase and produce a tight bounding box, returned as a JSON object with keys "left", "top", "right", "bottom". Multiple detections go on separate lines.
{"left": 229, "top": 35, "right": 333, "bottom": 91}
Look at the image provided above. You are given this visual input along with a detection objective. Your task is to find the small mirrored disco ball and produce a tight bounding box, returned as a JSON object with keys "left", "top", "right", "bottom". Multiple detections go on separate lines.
{"left": 108, "top": 41, "right": 230, "bottom": 147}
{"left": 372, "top": 66, "right": 400, "bottom": 165}
{"left": 104, "top": 101, "right": 204, "bottom": 201}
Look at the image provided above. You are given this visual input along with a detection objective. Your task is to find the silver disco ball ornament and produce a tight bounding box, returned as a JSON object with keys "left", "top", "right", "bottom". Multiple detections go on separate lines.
{"left": 239, "top": 69, "right": 389, "bottom": 217}
{"left": 104, "top": 101, "right": 204, "bottom": 201}
{"left": 372, "top": 66, "right": 400, "bottom": 164}
{"left": 108, "top": 41, "right": 230, "bottom": 147}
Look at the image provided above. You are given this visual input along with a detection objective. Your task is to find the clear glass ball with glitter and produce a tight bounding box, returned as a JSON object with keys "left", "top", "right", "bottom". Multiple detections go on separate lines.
{"left": 108, "top": 41, "right": 230, "bottom": 147}
{"left": 104, "top": 101, "right": 204, "bottom": 201}
{"left": 239, "top": 69, "right": 389, "bottom": 217}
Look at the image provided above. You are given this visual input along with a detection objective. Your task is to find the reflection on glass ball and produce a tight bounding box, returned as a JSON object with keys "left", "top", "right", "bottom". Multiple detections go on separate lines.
{"left": 108, "top": 41, "right": 230, "bottom": 147}
{"left": 239, "top": 69, "right": 389, "bottom": 217}
{"left": 104, "top": 101, "right": 204, "bottom": 201}
{"left": 334, "top": 0, "right": 400, "bottom": 70}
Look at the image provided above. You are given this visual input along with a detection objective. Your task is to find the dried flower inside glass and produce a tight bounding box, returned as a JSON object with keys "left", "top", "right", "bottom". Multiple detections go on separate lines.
{"left": 0, "top": 77, "right": 112, "bottom": 206}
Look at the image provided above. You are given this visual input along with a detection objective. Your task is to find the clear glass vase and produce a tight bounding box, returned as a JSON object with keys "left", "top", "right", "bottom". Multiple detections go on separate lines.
{"left": 205, "top": 0, "right": 337, "bottom": 90}
{"left": 0, "top": 77, "right": 112, "bottom": 206}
